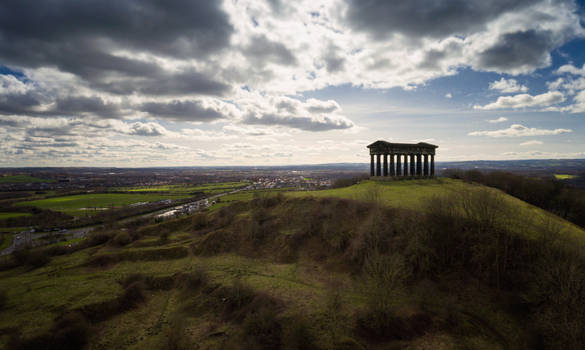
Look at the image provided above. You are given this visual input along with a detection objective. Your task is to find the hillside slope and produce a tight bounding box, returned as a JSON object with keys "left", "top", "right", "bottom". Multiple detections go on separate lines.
{"left": 1, "top": 180, "right": 585, "bottom": 349}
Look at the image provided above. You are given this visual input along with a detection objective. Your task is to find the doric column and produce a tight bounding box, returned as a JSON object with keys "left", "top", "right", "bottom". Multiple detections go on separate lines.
{"left": 383, "top": 154, "right": 388, "bottom": 176}
{"left": 410, "top": 154, "right": 415, "bottom": 176}
{"left": 370, "top": 154, "right": 375, "bottom": 176}
{"left": 396, "top": 154, "right": 402, "bottom": 176}
{"left": 416, "top": 154, "right": 422, "bottom": 176}
{"left": 390, "top": 153, "right": 395, "bottom": 176}
{"left": 376, "top": 154, "right": 381, "bottom": 176}
{"left": 423, "top": 154, "right": 429, "bottom": 176}
{"left": 430, "top": 154, "right": 435, "bottom": 177}
{"left": 403, "top": 153, "right": 409, "bottom": 176}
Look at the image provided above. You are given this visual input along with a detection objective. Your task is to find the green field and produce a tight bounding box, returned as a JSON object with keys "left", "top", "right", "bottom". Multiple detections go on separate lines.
{"left": 0, "top": 212, "right": 32, "bottom": 220}
{"left": 554, "top": 174, "right": 578, "bottom": 180}
{"left": 117, "top": 181, "right": 250, "bottom": 195}
{"left": 0, "top": 175, "right": 53, "bottom": 183}
{"left": 15, "top": 193, "right": 191, "bottom": 216}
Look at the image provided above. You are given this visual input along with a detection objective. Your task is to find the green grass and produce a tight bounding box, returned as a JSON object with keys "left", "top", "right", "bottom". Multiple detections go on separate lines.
{"left": 116, "top": 181, "right": 250, "bottom": 195}
{"left": 0, "top": 212, "right": 32, "bottom": 220}
{"left": 15, "top": 193, "right": 191, "bottom": 216}
{"left": 0, "top": 233, "right": 11, "bottom": 251}
{"left": 2, "top": 179, "right": 584, "bottom": 349}
{"left": 554, "top": 174, "right": 578, "bottom": 180}
{"left": 213, "top": 179, "right": 584, "bottom": 240}
{"left": 0, "top": 175, "right": 53, "bottom": 183}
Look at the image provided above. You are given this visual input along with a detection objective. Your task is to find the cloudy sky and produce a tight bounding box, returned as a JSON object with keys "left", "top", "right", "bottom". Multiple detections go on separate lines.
{"left": 1, "top": 0, "right": 585, "bottom": 166}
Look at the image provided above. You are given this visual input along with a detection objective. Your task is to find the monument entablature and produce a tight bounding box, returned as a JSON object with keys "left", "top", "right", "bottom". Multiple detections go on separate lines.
{"left": 367, "top": 141, "right": 438, "bottom": 178}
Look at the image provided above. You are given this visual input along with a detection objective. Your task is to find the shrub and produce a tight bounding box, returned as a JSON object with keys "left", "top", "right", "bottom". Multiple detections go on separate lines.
{"left": 13, "top": 249, "right": 50, "bottom": 268}
{"left": 217, "top": 280, "right": 256, "bottom": 319}
{"left": 243, "top": 307, "right": 282, "bottom": 349}
{"left": 362, "top": 252, "right": 410, "bottom": 310}
{"left": 0, "top": 290, "right": 6, "bottom": 310}
{"left": 355, "top": 308, "right": 431, "bottom": 341}
{"left": 84, "top": 231, "right": 114, "bottom": 247}
{"left": 112, "top": 231, "right": 132, "bottom": 246}
{"left": 182, "top": 267, "right": 209, "bottom": 291}
{"left": 119, "top": 281, "right": 146, "bottom": 309}
{"left": 9, "top": 311, "right": 90, "bottom": 350}
{"left": 164, "top": 315, "right": 188, "bottom": 350}
{"left": 86, "top": 254, "right": 118, "bottom": 267}
{"left": 159, "top": 231, "right": 170, "bottom": 244}
{"left": 192, "top": 213, "right": 208, "bottom": 230}
{"left": 51, "top": 312, "right": 91, "bottom": 350}
{"left": 282, "top": 318, "right": 317, "bottom": 350}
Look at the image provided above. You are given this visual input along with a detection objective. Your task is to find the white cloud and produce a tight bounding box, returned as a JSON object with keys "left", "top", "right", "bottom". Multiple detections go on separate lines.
{"left": 0, "top": 75, "right": 34, "bottom": 95}
{"left": 488, "top": 78, "right": 528, "bottom": 93}
{"left": 473, "top": 91, "right": 565, "bottom": 110}
{"left": 520, "top": 140, "right": 543, "bottom": 146}
{"left": 557, "top": 63, "right": 585, "bottom": 76}
{"left": 469, "top": 124, "right": 572, "bottom": 137}
{"left": 488, "top": 117, "right": 508, "bottom": 123}
{"left": 546, "top": 76, "right": 585, "bottom": 95}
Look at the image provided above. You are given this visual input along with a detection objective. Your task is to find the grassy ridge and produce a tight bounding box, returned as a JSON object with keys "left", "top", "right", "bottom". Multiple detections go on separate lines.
{"left": 15, "top": 193, "right": 191, "bottom": 216}
{"left": 217, "top": 179, "right": 585, "bottom": 240}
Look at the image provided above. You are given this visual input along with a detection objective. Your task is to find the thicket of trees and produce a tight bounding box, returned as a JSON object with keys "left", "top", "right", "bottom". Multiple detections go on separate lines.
{"left": 444, "top": 169, "right": 585, "bottom": 228}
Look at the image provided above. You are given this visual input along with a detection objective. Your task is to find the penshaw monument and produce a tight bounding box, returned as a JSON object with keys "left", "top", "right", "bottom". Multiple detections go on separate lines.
{"left": 367, "top": 141, "right": 438, "bottom": 178}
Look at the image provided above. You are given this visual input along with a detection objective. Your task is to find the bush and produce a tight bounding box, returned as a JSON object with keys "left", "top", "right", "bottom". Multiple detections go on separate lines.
{"left": 84, "top": 231, "right": 114, "bottom": 247}
{"left": 119, "top": 281, "right": 146, "bottom": 309}
{"left": 355, "top": 308, "right": 431, "bottom": 341}
{"left": 9, "top": 311, "right": 90, "bottom": 350}
{"left": 164, "top": 315, "right": 188, "bottom": 350}
{"left": 0, "top": 290, "right": 6, "bottom": 310}
{"left": 112, "top": 231, "right": 132, "bottom": 246}
{"left": 159, "top": 231, "right": 170, "bottom": 244}
{"left": 243, "top": 307, "right": 282, "bottom": 349}
{"left": 13, "top": 249, "right": 51, "bottom": 268}
{"left": 183, "top": 267, "right": 209, "bottom": 291}
{"left": 282, "top": 318, "right": 317, "bottom": 350}
{"left": 51, "top": 312, "right": 91, "bottom": 350}
{"left": 191, "top": 213, "right": 208, "bottom": 230}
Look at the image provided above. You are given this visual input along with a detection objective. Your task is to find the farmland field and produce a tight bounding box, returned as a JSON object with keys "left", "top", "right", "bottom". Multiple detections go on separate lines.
{"left": 554, "top": 174, "right": 578, "bottom": 180}
{"left": 0, "top": 212, "right": 32, "bottom": 220}
{"left": 15, "top": 193, "right": 192, "bottom": 216}
{"left": 117, "top": 181, "right": 250, "bottom": 195}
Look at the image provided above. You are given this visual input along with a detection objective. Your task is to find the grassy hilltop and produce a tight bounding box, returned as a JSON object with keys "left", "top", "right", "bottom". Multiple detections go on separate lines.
{"left": 1, "top": 179, "right": 585, "bottom": 349}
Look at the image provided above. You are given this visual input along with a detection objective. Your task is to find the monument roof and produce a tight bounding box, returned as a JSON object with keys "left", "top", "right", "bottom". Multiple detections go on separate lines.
{"left": 367, "top": 140, "right": 438, "bottom": 149}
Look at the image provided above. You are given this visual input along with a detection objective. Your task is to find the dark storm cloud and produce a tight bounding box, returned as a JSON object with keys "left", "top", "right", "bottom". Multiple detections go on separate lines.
{"left": 243, "top": 35, "right": 298, "bottom": 66}
{"left": 0, "top": 92, "right": 123, "bottom": 118}
{"left": 54, "top": 96, "right": 121, "bottom": 118}
{"left": 0, "top": 92, "right": 46, "bottom": 115}
{"left": 477, "top": 30, "right": 555, "bottom": 71}
{"left": 93, "top": 70, "right": 230, "bottom": 96}
{"left": 0, "top": 0, "right": 233, "bottom": 94}
{"left": 322, "top": 45, "right": 346, "bottom": 73}
{"left": 418, "top": 42, "right": 463, "bottom": 70}
{"left": 137, "top": 71, "right": 230, "bottom": 96}
{"left": 243, "top": 113, "right": 353, "bottom": 131}
{"left": 140, "top": 100, "right": 225, "bottom": 122}
{"left": 345, "top": 0, "right": 535, "bottom": 39}
{"left": 0, "top": 0, "right": 232, "bottom": 58}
